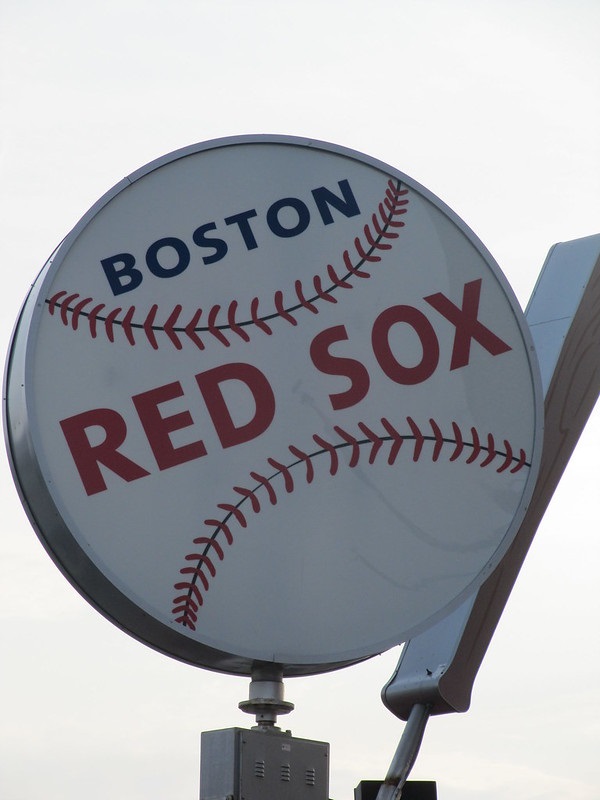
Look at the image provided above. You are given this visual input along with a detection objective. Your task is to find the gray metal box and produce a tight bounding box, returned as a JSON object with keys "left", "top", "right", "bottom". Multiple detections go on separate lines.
{"left": 200, "top": 727, "right": 329, "bottom": 800}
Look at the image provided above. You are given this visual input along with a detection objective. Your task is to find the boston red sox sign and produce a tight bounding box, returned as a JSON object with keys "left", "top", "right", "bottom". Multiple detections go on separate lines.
{"left": 4, "top": 136, "right": 542, "bottom": 675}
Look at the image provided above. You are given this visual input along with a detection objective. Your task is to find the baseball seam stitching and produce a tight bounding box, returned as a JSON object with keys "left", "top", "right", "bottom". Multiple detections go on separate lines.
{"left": 45, "top": 179, "right": 408, "bottom": 349}
{"left": 172, "top": 416, "right": 530, "bottom": 630}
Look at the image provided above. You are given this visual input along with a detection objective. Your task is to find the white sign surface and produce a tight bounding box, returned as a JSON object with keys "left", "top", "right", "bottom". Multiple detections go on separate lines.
{"left": 5, "top": 136, "right": 542, "bottom": 674}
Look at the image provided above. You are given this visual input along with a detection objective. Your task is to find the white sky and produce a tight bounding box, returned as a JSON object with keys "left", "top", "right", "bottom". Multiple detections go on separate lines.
{"left": 1, "top": 2, "right": 599, "bottom": 799}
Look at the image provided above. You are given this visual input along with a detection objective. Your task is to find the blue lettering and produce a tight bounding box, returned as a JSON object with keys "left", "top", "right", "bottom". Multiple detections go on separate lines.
{"left": 224, "top": 209, "right": 258, "bottom": 251}
{"left": 266, "top": 197, "right": 310, "bottom": 238}
{"left": 101, "top": 253, "right": 143, "bottom": 296}
{"left": 99, "top": 179, "right": 362, "bottom": 295}
{"left": 312, "top": 179, "right": 360, "bottom": 225}
{"left": 192, "top": 222, "right": 228, "bottom": 265}
{"left": 146, "top": 237, "right": 190, "bottom": 279}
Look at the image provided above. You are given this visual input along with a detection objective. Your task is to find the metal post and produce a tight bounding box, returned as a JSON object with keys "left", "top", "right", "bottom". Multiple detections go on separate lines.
{"left": 375, "top": 704, "right": 431, "bottom": 800}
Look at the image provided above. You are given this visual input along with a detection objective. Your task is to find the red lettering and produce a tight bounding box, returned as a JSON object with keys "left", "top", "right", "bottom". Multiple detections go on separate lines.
{"left": 60, "top": 280, "right": 510, "bottom": 497}
{"left": 60, "top": 408, "right": 150, "bottom": 496}
{"left": 196, "top": 362, "right": 275, "bottom": 449}
{"left": 132, "top": 381, "right": 206, "bottom": 470}
{"left": 425, "top": 279, "right": 511, "bottom": 370}
{"left": 372, "top": 305, "right": 439, "bottom": 385}
{"left": 310, "top": 325, "right": 370, "bottom": 410}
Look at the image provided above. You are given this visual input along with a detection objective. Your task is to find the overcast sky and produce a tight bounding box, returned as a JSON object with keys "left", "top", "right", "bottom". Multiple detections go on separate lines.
{"left": 1, "top": 2, "right": 599, "bottom": 799}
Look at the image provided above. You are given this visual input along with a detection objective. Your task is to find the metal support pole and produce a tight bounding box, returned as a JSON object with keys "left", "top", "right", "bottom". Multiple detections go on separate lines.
{"left": 375, "top": 704, "right": 431, "bottom": 800}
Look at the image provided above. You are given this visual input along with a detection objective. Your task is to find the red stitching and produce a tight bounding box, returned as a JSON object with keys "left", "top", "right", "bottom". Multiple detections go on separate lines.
{"left": 510, "top": 448, "right": 527, "bottom": 473}
{"left": 163, "top": 306, "right": 183, "bottom": 349}
{"left": 228, "top": 300, "right": 250, "bottom": 342}
{"left": 371, "top": 212, "right": 398, "bottom": 240}
{"left": 380, "top": 417, "right": 403, "bottom": 464}
{"left": 449, "top": 421, "right": 464, "bottom": 461}
{"left": 480, "top": 434, "right": 496, "bottom": 467}
{"left": 193, "top": 536, "right": 225, "bottom": 560}
{"left": 185, "top": 552, "right": 216, "bottom": 577}
{"left": 46, "top": 180, "right": 409, "bottom": 349}
{"left": 344, "top": 248, "right": 370, "bottom": 278}
{"left": 496, "top": 440, "right": 513, "bottom": 473}
{"left": 430, "top": 418, "right": 444, "bottom": 461}
{"left": 208, "top": 305, "right": 229, "bottom": 345}
{"left": 267, "top": 457, "right": 294, "bottom": 492}
{"left": 180, "top": 565, "right": 210, "bottom": 591}
{"left": 217, "top": 503, "right": 247, "bottom": 527}
{"left": 172, "top": 417, "right": 531, "bottom": 627}
{"left": 121, "top": 306, "right": 136, "bottom": 345}
{"left": 364, "top": 222, "right": 392, "bottom": 251}
{"left": 333, "top": 425, "right": 360, "bottom": 466}
{"left": 184, "top": 308, "right": 204, "bottom": 350}
{"left": 354, "top": 236, "right": 379, "bottom": 264}
{"left": 234, "top": 485, "right": 261, "bottom": 513}
{"left": 467, "top": 427, "right": 481, "bottom": 464}
{"left": 274, "top": 290, "right": 297, "bottom": 326}
{"left": 174, "top": 581, "right": 203, "bottom": 606}
{"left": 312, "top": 434, "right": 339, "bottom": 474}
{"left": 295, "top": 280, "right": 318, "bottom": 313}
{"left": 173, "top": 581, "right": 203, "bottom": 629}
{"left": 250, "top": 471, "right": 277, "bottom": 504}
{"left": 251, "top": 297, "right": 272, "bottom": 334}
{"left": 357, "top": 421, "right": 383, "bottom": 464}
{"left": 204, "top": 518, "right": 234, "bottom": 545}
{"left": 313, "top": 274, "right": 337, "bottom": 303}
{"left": 104, "top": 307, "right": 121, "bottom": 342}
{"left": 88, "top": 303, "right": 106, "bottom": 339}
{"left": 407, "top": 416, "right": 424, "bottom": 461}
{"left": 143, "top": 304, "right": 159, "bottom": 349}
{"left": 173, "top": 604, "right": 197, "bottom": 627}
{"left": 288, "top": 445, "right": 314, "bottom": 483}
{"left": 173, "top": 595, "right": 198, "bottom": 614}
{"left": 48, "top": 289, "right": 67, "bottom": 315}
{"left": 71, "top": 297, "right": 92, "bottom": 329}
{"left": 61, "top": 293, "right": 79, "bottom": 325}
{"left": 326, "top": 263, "right": 352, "bottom": 288}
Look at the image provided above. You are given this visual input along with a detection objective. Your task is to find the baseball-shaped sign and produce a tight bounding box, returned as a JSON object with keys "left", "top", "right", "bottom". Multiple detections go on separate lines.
{"left": 5, "top": 136, "right": 542, "bottom": 675}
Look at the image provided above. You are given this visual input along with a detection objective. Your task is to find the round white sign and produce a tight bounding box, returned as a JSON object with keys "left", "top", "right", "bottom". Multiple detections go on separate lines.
{"left": 5, "top": 136, "right": 542, "bottom": 675}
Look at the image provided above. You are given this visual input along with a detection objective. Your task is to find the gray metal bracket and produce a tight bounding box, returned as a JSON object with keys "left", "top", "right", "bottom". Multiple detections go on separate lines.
{"left": 382, "top": 233, "right": 600, "bottom": 723}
